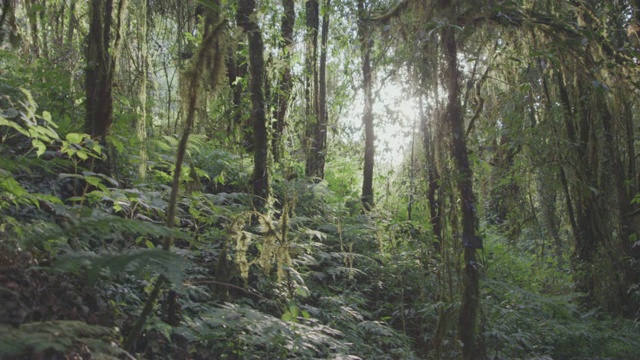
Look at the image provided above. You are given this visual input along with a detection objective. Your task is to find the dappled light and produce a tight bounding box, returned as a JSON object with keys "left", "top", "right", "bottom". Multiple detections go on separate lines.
{"left": 2, "top": 1, "right": 640, "bottom": 359}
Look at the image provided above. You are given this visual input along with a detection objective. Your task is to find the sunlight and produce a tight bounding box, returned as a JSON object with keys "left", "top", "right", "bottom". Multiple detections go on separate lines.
{"left": 340, "top": 80, "right": 419, "bottom": 166}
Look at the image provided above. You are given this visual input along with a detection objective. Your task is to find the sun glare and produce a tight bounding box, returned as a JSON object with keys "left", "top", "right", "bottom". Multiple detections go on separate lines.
{"left": 339, "top": 81, "right": 418, "bottom": 166}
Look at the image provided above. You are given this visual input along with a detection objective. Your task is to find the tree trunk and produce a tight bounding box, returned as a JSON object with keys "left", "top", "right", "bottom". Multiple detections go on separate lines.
{"left": 271, "top": 0, "right": 295, "bottom": 163}
{"left": 357, "top": 0, "right": 374, "bottom": 210}
{"left": 136, "top": 0, "right": 148, "bottom": 179}
{"left": 84, "top": 0, "right": 127, "bottom": 175}
{"left": 226, "top": 41, "right": 248, "bottom": 143}
{"left": 65, "top": 0, "right": 76, "bottom": 48}
{"left": 0, "top": 0, "right": 12, "bottom": 45}
{"left": 442, "top": 26, "right": 484, "bottom": 360}
{"left": 238, "top": 0, "right": 269, "bottom": 209}
{"left": 312, "top": 0, "right": 330, "bottom": 178}
{"left": 85, "top": 0, "right": 115, "bottom": 139}
{"left": 25, "top": 0, "right": 40, "bottom": 58}
{"left": 40, "top": 0, "right": 48, "bottom": 59}
{"left": 421, "top": 103, "right": 443, "bottom": 250}
{"left": 304, "top": 0, "right": 320, "bottom": 177}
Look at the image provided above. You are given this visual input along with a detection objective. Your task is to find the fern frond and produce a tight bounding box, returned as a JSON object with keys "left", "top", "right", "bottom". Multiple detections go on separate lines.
{"left": 26, "top": 206, "right": 191, "bottom": 247}
{"left": 55, "top": 248, "right": 188, "bottom": 285}
{"left": 0, "top": 320, "right": 121, "bottom": 359}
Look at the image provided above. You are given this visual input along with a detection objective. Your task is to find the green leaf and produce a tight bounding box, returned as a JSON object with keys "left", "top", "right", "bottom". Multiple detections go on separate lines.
{"left": 76, "top": 151, "right": 88, "bottom": 160}
{"left": 0, "top": 116, "right": 29, "bottom": 136}
{"left": 66, "top": 132, "right": 85, "bottom": 144}
{"left": 55, "top": 248, "right": 187, "bottom": 285}
{"left": 41, "top": 111, "right": 55, "bottom": 126}
{"left": 32, "top": 139, "right": 46, "bottom": 157}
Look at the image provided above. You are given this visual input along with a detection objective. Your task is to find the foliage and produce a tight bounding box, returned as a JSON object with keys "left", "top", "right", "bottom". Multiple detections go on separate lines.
{"left": 175, "top": 302, "right": 356, "bottom": 359}
{"left": 3, "top": 0, "right": 640, "bottom": 359}
{"left": 0, "top": 321, "right": 121, "bottom": 359}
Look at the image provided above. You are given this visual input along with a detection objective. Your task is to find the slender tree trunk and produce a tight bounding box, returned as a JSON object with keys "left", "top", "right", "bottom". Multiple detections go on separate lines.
{"left": 66, "top": 0, "right": 76, "bottom": 48}
{"left": 304, "top": 0, "right": 320, "bottom": 177}
{"left": 0, "top": 0, "right": 12, "bottom": 45}
{"left": 54, "top": 3, "right": 64, "bottom": 50}
{"left": 136, "top": 0, "right": 148, "bottom": 179}
{"left": 40, "top": 0, "right": 48, "bottom": 59}
{"left": 272, "top": 0, "right": 295, "bottom": 163}
{"left": 357, "top": 0, "right": 374, "bottom": 210}
{"left": 442, "top": 26, "right": 484, "bottom": 360}
{"left": 25, "top": 0, "right": 40, "bottom": 57}
{"left": 238, "top": 0, "right": 269, "bottom": 209}
{"left": 421, "top": 101, "right": 442, "bottom": 250}
{"left": 557, "top": 69, "right": 600, "bottom": 298}
{"left": 227, "top": 34, "right": 249, "bottom": 147}
{"left": 311, "top": 0, "right": 330, "bottom": 178}
{"left": 124, "top": 7, "right": 225, "bottom": 350}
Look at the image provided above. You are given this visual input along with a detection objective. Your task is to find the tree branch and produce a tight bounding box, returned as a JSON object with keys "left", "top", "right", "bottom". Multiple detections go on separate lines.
{"left": 368, "top": 0, "right": 408, "bottom": 23}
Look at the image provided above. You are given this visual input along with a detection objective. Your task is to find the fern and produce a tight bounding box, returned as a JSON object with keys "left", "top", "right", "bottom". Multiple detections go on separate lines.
{"left": 23, "top": 206, "right": 192, "bottom": 250}
{"left": 55, "top": 248, "right": 188, "bottom": 285}
{"left": 0, "top": 320, "right": 122, "bottom": 359}
{"left": 175, "top": 302, "right": 356, "bottom": 359}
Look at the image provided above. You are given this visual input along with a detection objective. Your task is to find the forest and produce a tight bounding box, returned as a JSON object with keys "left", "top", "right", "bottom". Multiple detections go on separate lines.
{"left": 1, "top": 0, "right": 640, "bottom": 359}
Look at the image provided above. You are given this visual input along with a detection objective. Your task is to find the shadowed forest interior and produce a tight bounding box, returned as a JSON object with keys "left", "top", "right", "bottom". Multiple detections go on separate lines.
{"left": 2, "top": 0, "right": 640, "bottom": 359}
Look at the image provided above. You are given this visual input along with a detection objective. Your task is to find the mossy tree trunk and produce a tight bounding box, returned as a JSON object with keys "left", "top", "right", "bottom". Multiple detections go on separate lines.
{"left": 135, "top": 0, "right": 149, "bottom": 179}
{"left": 85, "top": 0, "right": 126, "bottom": 140}
{"left": 442, "top": 25, "right": 485, "bottom": 360}
{"left": 271, "top": 0, "right": 295, "bottom": 163}
{"left": 85, "top": 0, "right": 114, "bottom": 140}
{"left": 357, "top": 0, "right": 374, "bottom": 210}
{"left": 238, "top": 0, "right": 269, "bottom": 209}
{"left": 303, "top": 0, "right": 319, "bottom": 177}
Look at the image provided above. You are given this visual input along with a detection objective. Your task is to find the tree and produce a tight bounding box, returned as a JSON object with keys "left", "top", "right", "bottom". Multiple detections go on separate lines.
{"left": 238, "top": 0, "right": 269, "bottom": 208}
{"left": 135, "top": 0, "right": 149, "bottom": 179}
{"left": 84, "top": 0, "right": 126, "bottom": 143}
{"left": 357, "top": 0, "right": 374, "bottom": 210}
{"left": 304, "top": 0, "right": 320, "bottom": 177}
{"left": 271, "top": 0, "right": 295, "bottom": 163}
{"left": 441, "top": 23, "right": 485, "bottom": 359}
{"left": 305, "top": 0, "right": 330, "bottom": 179}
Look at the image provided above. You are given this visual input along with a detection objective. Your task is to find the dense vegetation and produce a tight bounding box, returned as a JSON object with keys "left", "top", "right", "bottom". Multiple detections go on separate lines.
{"left": 2, "top": 0, "right": 640, "bottom": 359}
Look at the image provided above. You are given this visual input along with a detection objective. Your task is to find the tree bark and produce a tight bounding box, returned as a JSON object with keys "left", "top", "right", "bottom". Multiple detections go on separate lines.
{"left": 65, "top": 0, "right": 76, "bottom": 47}
{"left": 0, "top": 0, "right": 12, "bottom": 45}
{"left": 357, "top": 0, "right": 374, "bottom": 210}
{"left": 25, "top": 0, "right": 40, "bottom": 58}
{"left": 304, "top": 0, "right": 320, "bottom": 177}
{"left": 238, "top": 0, "right": 269, "bottom": 209}
{"left": 312, "top": 0, "right": 330, "bottom": 178}
{"left": 272, "top": 0, "right": 295, "bottom": 163}
{"left": 136, "top": 0, "right": 148, "bottom": 179}
{"left": 442, "top": 26, "right": 484, "bottom": 360}
{"left": 85, "top": 0, "right": 115, "bottom": 139}
{"left": 226, "top": 41, "right": 248, "bottom": 143}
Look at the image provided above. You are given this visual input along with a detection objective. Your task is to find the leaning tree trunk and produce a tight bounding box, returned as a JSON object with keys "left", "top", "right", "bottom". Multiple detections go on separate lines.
{"left": 238, "top": 0, "right": 269, "bottom": 209}
{"left": 357, "top": 0, "right": 374, "bottom": 210}
{"left": 442, "top": 26, "right": 484, "bottom": 360}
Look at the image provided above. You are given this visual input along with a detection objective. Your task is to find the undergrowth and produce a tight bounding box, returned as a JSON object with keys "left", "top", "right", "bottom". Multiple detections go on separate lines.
{"left": 1, "top": 84, "right": 639, "bottom": 359}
